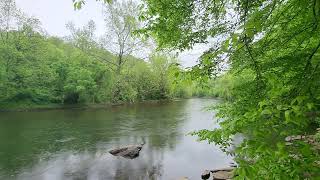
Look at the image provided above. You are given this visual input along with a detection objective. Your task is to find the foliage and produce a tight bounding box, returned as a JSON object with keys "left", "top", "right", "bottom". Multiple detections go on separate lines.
{"left": 73, "top": 0, "right": 111, "bottom": 10}
{"left": 141, "top": 0, "right": 320, "bottom": 178}
{"left": 101, "top": 0, "right": 145, "bottom": 73}
{"left": 0, "top": 0, "right": 195, "bottom": 109}
{"left": 0, "top": 28, "right": 187, "bottom": 106}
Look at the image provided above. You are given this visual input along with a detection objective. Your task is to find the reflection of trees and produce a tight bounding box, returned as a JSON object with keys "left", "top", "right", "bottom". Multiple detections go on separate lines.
{"left": 11, "top": 145, "right": 164, "bottom": 180}
{"left": 0, "top": 100, "right": 188, "bottom": 179}
{"left": 129, "top": 101, "right": 187, "bottom": 150}
{"left": 111, "top": 145, "right": 164, "bottom": 180}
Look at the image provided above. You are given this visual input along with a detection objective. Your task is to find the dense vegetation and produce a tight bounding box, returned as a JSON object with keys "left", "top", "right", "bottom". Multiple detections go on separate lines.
{"left": 2, "top": 0, "right": 320, "bottom": 178}
{"left": 0, "top": 0, "right": 195, "bottom": 109}
{"left": 138, "top": 0, "right": 320, "bottom": 179}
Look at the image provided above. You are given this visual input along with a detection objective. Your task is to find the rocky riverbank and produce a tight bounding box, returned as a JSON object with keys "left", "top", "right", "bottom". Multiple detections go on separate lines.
{"left": 200, "top": 166, "right": 236, "bottom": 180}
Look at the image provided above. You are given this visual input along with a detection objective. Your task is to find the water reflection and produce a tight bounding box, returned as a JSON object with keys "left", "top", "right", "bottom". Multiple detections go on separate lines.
{"left": 16, "top": 147, "right": 164, "bottom": 180}
{"left": 0, "top": 99, "right": 233, "bottom": 180}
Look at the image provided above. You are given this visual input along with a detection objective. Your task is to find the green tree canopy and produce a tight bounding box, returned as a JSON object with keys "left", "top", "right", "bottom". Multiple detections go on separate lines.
{"left": 140, "top": 0, "right": 320, "bottom": 179}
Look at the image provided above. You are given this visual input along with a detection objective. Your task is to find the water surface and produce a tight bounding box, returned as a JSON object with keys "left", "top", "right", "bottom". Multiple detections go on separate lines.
{"left": 0, "top": 98, "right": 232, "bottom": 180}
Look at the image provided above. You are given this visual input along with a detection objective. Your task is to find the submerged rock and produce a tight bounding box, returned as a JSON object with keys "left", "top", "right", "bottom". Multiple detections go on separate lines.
{"left": 109, "top": 144, "right": 144, "bottom": 159}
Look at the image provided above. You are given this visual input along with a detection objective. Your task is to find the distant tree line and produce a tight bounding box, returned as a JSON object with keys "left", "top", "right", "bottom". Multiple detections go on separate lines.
{"left": 0, "top": 0, "right": 196, "bottom": 108}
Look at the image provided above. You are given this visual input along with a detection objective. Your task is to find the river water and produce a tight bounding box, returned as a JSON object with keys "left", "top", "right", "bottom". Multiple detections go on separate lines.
{"left": 0, "top": 98, "right": 233, "bottom": 180}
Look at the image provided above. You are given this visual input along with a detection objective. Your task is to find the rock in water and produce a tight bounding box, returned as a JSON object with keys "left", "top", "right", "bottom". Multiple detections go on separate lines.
{"left": 211, "top": 167, "right": 234, "bottom": 180}
{"left": 177, "top": 177, "right": 189, "bottom": 180}
{"left": 212, "top": 171, "right": 233, "bottom": 180}
{"left": 109, "top": 144, "right": 144, "bottom": 159}
{"left": 201, "top": 170, "right": 211, "bottom": 179}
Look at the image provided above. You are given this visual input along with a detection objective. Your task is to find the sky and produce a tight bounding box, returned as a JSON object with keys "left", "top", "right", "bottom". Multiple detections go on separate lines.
{"left": 15, "top": 0, "right": 208, "bottom": 68}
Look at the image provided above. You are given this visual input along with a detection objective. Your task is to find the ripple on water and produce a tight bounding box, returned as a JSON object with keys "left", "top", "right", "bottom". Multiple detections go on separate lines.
{"left": 0, "top": 99, "right": 233, "bottom": 180}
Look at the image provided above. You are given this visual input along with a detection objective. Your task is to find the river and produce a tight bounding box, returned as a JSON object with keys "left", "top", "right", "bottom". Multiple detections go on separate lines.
{"left": 0, "top": 98, "right": 233, "bottom": 180}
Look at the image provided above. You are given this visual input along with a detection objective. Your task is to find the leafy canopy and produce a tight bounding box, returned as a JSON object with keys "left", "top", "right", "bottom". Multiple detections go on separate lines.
{"left": 140, "top": 0, "right": 320, "bottom": 179}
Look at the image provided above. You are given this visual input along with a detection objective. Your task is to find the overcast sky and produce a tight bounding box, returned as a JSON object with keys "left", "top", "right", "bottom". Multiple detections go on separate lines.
{"left": 15, "top": 0, "right": 208, "bottom": 67}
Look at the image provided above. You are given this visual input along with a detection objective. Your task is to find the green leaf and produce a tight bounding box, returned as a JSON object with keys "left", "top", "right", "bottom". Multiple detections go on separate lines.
{"left": 285, "top": 110, "right": 291, "bottom": 123}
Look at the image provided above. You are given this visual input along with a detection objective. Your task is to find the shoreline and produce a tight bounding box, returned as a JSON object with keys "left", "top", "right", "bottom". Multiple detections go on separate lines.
{"left": 0, "top": 97, "right": 218, "bottom": 112}
{"left": 0, "top": 98, "right": 188, "bottom": 112}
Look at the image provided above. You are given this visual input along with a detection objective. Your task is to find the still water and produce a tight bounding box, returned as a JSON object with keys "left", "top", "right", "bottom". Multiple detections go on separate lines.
{"left": 0, "top": 99, "right": 232, "bottom": 180}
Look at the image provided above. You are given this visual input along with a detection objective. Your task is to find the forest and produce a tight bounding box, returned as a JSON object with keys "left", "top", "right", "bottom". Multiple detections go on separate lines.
{"left": 1, "top": 0, "right": 320, "bottom": 179}
{"left": 0, "top": 0, "right": 203, "bottom": 110}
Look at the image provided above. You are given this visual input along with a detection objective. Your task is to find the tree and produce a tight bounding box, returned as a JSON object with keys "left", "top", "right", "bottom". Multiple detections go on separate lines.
{"left": 102, "top": 0, "right": 144, "bottom": 74}
{"left": 140, "top": 0, "right": 320, "bottom": 179}
{"left": 0, "top": 0, "right": 17, "bottom": 43}
{"left": 100, "top": 0, "right": 145, "bottom": 102}
{"left": 66, "top": 20, "right": 97, "bottom": 52}
{"left": 66, "top": 20, "right": 117, "bottom": 68}
{"left": 0, "top": 0, "right": 46, "bottom": 103}
{"left": 72, "top": 0, "right": 111, "bottom": 10}
{"left": 149, "top": 54, "right": 173, "bottom": 99}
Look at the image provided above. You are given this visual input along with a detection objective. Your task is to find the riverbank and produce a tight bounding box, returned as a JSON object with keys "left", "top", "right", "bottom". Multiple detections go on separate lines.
{"left": 0, "top": 98, "right": 183, "bottom": 112}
